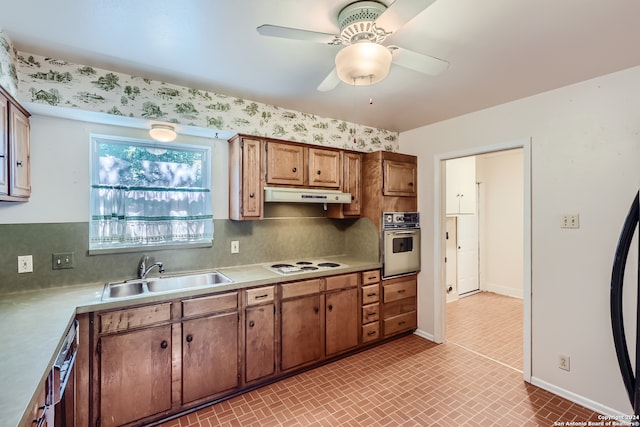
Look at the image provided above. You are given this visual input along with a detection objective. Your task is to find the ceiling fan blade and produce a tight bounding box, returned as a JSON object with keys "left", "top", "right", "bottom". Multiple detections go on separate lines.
{"left": 375, "top": 0, "right": 436, "bottom": 33}
{"left": 390, "top": 46, "right": 449, "bottom": 76}
{"left": 317, "top": 68, "right": 341, "bottom": 92}
{"left": 257, "top": 24, "right": 339, "bottom": 44}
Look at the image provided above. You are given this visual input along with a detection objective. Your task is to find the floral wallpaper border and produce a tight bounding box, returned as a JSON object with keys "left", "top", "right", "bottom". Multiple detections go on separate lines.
{"left": 0, "top": 27, "right": 19, "bottom": 98}
{"left": 10, "top": 50, "right": 398, "bottom": 152}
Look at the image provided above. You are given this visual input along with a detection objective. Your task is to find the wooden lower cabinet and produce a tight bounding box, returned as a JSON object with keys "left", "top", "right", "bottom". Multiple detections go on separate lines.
{"left": 245, "top": 302, "right": 275, "bottom": 383}
{"left": 99, "top": 325, "right": 173, "bottom": 427}
{"left": 382, "top": 274, "right": 418, "bottom": 337}
{"left": 182, "top": 312, "right": 239, "bottom": 404}
{"left": 280, "top": 293, "right": 321, "bottom": 371}
{"left": 87, "top": 269, "right": 411, "bottom": 425}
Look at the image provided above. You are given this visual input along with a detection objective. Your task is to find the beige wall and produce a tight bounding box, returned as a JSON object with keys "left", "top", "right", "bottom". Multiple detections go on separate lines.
{"left": 400, "top": 65, "right": 640, "bottom": 416}
{"left": 477, "top": 149, "right": 524, "bottom": 298}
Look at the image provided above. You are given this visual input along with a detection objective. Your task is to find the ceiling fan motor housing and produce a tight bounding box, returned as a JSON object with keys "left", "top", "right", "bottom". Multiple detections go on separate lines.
{"left": 338, "top": 1, "right": 389, "bottom": 45}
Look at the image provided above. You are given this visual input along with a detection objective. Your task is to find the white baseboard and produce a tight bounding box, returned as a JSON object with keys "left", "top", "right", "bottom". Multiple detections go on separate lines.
{"left": 531, "top": 376, "right": 632, "bottom": 421}
{"left": 414, "top": 328, "right": 436, "bottom": 342}
{"left": 485, "top": 282, "right": 524, "bottom": 299}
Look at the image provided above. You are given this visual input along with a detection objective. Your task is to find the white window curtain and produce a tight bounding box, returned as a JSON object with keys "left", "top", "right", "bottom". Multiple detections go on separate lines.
{"left": 90, "top": 135, "right": 213, "bottom": 250}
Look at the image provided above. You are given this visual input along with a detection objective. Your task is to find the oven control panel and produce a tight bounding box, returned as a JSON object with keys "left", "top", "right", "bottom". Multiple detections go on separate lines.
{"left": 383, "top": 212, "right": 420, "bottom": 229}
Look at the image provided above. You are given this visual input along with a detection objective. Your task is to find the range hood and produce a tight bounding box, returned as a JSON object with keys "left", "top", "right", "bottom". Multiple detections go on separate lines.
{"left": 264, "top": 187, "right": 351, "bottom": 204}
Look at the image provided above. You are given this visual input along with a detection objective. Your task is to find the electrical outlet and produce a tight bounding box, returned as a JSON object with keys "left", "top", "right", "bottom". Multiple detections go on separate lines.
{"left": 18, "top": 255, "right": 33, "bottom": 273}
{"left": 558, "top": 354, "right": 570, "bottom": 371}
{"left": 231, "top": 241, "right": 239, "bottom": 254}
{"left": 52, "top": 252, "right": 75, "bottom": 269}
{"left": 561, "top": 214, "right": 580, "bottom": 229}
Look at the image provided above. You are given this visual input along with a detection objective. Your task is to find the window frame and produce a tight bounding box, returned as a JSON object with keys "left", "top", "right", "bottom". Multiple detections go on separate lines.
{"left": 88, "top": 133, "right": 213, "bottom": 254}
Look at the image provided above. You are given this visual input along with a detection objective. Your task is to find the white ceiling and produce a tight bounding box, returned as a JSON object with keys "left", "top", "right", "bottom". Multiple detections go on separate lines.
{"left": 2, "top": 0, "right": 640, "bottom": 132}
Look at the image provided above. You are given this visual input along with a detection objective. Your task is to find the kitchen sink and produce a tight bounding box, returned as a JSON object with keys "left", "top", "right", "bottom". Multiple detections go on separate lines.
{"left": 147, "top": 272, "right": 232, "bottom": 293}
{"left": 104, "top": 280, "right": 146, "bottom": 299}
{"left": 101, "top": 272, "right": 233, "bottom": 301}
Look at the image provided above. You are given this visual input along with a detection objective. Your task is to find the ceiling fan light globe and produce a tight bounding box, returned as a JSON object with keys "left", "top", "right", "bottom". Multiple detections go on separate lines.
{"left": 335, "top": 42, "right": 392, "bottom": 86}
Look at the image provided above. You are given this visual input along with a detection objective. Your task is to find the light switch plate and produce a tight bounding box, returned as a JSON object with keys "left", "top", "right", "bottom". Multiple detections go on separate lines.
{"left": 18, "top": 255, "right": 33, "bottom": 273}
{"left": 561, "top": 214, "right": 580, "bottom": 229}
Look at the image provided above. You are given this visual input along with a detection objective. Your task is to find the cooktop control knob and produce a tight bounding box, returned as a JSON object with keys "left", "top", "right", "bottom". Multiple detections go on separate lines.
{"left": 384, "top": 214, "right": 393, "bottom": 223}
{"left": 395, "top": 214, "right": 404, "bottom": 223}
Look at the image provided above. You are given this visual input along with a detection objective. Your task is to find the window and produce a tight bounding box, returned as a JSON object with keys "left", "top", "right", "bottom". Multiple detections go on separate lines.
{"left": 90, "top": 135, "right": 213, "bottom": 251}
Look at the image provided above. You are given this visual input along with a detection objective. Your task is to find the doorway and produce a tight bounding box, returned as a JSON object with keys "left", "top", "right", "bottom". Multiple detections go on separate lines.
{"left": 435, "top": 139, "right": 531, "bottom": 381}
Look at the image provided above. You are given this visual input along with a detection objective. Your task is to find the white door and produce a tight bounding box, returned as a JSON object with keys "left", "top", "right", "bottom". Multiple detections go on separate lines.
{"left": 457, "top": 214, "right": 479, "bottom": 295}
{"left": 445, "top": 217, "right": 458, "bottom": 302}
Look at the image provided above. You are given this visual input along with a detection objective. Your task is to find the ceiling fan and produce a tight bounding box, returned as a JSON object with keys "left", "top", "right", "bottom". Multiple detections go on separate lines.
{"left": 257, "top": 0, "right": 449, "bottom": 91}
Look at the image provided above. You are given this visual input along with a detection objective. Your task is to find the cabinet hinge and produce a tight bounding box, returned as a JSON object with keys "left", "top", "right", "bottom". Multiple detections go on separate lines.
{"left": 444, "top": 257, "right": 447, "bottom": 263}
{"left": 96, "top": 338, "right": 101, "bottom": 355}
{"left": 446, "top": 231, "right": 449, "bottom": 240}
{"left": 273, "top": 305, "right": 276, "bottom": 314}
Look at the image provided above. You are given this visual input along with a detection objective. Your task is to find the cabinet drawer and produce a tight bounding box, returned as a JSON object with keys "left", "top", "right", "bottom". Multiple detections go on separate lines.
{"left": 325, "top": 273, "right": 358, "bottom": 291}
{"left": 182, "top": 292, "right": 238, "bottom": 318}
{"left": 361, "top": 270, "right": 380, "bottom": 285}
{"left": 361, "top": 322, "right": 379, "bottom": 343}
{"left": 362, "top": 303, "right": 380, "bottom": 324}
{"left": 383, "top": 311, "right": 417, "bottom": 336}
{"left": 383, "top": 277, "right": 417, "bottom": 303}
{"left": 245, "top": 286, "right": 275, "bottom": 306}
{"left": 384, "top": 297, "right": 417, "bottom": 318}
{"left": 281, "top": 279, "right": 321, "bottom": 299}
{"left": 362, "top": 284, "right": 380, "bottom": 305}
{"left": 100, "top": 303, "right": 171, "bottom": 334}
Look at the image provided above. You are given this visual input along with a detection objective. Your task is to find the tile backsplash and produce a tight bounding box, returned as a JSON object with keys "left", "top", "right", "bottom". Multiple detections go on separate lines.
{"left": 0, "top": 217, "right": 378, "bottom": 293}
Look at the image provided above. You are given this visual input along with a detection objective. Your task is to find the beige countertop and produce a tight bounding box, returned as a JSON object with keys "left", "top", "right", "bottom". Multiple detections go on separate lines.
{"left": 0, "top": 256, "right": 380, "bottom": 427}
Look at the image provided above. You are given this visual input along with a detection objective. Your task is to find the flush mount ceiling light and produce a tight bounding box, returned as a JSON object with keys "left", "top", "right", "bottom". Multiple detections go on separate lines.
{"left": 149, "top": 123, "right": 177, "bottom": 142}
{"left": 335, "top": 41, "right": 392, "bottom": 86}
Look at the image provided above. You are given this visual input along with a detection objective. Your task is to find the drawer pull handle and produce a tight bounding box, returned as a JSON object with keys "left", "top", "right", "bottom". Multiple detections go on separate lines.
{"left": 314, "top": 306, "right": 319, "bottom": 313}
{"left": 316, "top": 170, "right": 321, "bottom": 175}
{"left": 367, "top": 292, "right": 377, "bottom": 297}
{"left": 398, "top": 289, "right": 406, "bottom": 294}
{"left": 367, "top": 331, "right": 377, "bottom": 336}
{"left": 328, "top": 304, "right": 333, "bottom": 312}
{"left": 366, "top": 311, "right": 376, "bottom": 316}
{"left": 161, "top": 340, "right": 169, "bottom": 349}
{"left": 292, "top": 167, "right": 297, "bottom": 173}
{"left": 249, "top": 320, "right": 255, "bottom": 328}
{"left": 186, "top": 335, "right": 193, "bottom": 343}
{"left": 368, "top": 276, "right": 377, "bottom": 280}
{"left": 16, "top": 161, "right": 23, "bottom": 167}
{"left": 249, "top": 192, "right": 255, "bottom": 198}
{"left": 398, "top": 321, "right": 406, "bottom": 326}
{"left": 254, "top": 294, "right": 269, "bottom": 299}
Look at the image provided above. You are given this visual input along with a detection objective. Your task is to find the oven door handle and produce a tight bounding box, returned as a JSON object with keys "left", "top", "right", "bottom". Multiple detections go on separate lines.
{"left": 389, "top": 230, "right": 419, "bottom": 235}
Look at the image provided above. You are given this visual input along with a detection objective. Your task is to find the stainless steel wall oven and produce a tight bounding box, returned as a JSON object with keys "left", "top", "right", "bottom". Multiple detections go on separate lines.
{"left": 382, "top": 212, "right": 421, "bottom": 278}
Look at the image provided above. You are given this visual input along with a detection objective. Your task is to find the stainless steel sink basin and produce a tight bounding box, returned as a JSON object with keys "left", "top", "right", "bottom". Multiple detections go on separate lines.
{"left": 101, "top": 272, "right": 233, "bottom": 301}
{"left": 147, "top": 272, "right": 232, "bottom": 293}
{"left": 104, "top": 280, "right": 146, "bottom": 299}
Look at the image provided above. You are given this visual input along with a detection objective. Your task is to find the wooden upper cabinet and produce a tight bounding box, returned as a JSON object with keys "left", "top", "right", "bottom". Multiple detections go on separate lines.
{"left": 228, "top": 135, "right": 263, "bottom": 220}
{"left": 0, "top": 85, "right": 30, "bottom": 201}
{"left": 266, "top": 142, "right": 304, "bottom": 185}
{"left": 0, "top": 91, "right": 7, "bottom": 196}
{"left": 383, "top": 159, "right": 416, "bottom": 197}
{"left": 327, "top": 151, "right": 362, "bottom": 218}
{"left": 308, "top": 147, "right": 341, "bottom": 188}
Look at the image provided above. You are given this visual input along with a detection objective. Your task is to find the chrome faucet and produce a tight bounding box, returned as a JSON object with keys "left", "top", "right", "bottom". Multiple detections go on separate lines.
{"left": 138, "top": 255, "right": 165, "bottom": 279}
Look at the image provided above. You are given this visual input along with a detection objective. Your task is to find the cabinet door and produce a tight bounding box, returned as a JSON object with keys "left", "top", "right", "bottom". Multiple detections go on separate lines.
{"left": 342, "top": 152, "right": 362, "bottom": 215}
{"left": 9, "top": 103, "right": 30, "bottom": 197}
{"left": 0, "top": 93, "right": 7, "bottom": 195}
{"left": 308, "top": 147, "right": 340, "bottom": 188}
{"left": 281, "top": 295, "right": 321, "bottom": 371}
{"left": 99, "top": 326, "right": 172, "bottom": 427}
{"left": 266, "top": 142, "right": 304, "bottom": 185}
{"left": 445, "top": 156, "right": 476, "bottom": 215}
{"left": 245, "top": 304, "right": 275, "bottom": 383}
{"left": 182, "top": 312, "right": 239, "bottom": 404}
{"left": 383, "top": 160, "right": 416, "bottom": 196}
{"left": 241, "top": 138, "right": 262, "bottom": 218}
{"left": 325, "top": 288, "right": 359, "bottom": 356}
